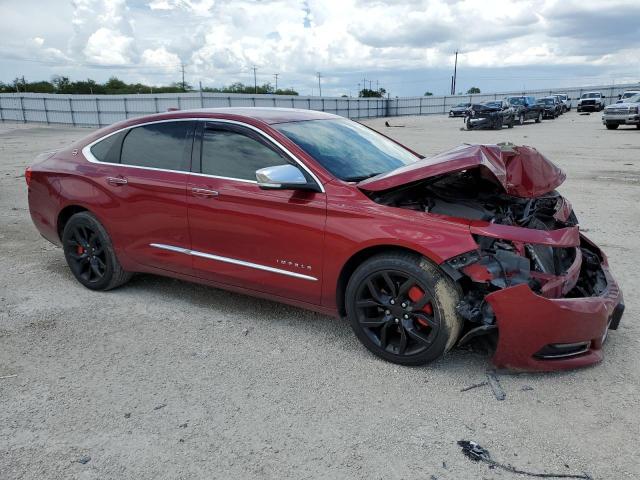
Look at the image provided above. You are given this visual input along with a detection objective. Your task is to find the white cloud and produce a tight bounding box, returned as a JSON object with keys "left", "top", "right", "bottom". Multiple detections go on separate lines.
{"left": 141, "top": 46, "right": 181, "bottom": 68}
{"left": 84, "top": 27, "right": 135, "bottom": 65}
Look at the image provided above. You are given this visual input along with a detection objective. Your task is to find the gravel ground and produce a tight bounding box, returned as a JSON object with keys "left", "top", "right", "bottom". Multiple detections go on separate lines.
{"left": 1, "top": 112, "right": 638, "bottom": 479}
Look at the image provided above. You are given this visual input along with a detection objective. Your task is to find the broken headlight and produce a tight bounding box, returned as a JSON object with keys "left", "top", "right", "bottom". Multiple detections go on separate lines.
{"left": 445, "top": 237, "right": 532, "bottom": 290}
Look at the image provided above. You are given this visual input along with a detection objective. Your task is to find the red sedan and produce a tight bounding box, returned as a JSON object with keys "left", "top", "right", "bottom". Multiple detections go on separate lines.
{"left": 26, "top": 108, "right": 624, "bottom": 371}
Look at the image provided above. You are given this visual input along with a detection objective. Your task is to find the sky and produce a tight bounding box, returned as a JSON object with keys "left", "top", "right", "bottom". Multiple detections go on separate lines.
{"left": 0, "top": 0, "right": 639, "bottom": 97}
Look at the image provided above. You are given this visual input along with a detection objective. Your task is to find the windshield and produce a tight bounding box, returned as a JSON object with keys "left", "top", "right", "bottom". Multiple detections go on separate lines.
{"left": 539, "top": 99, "right": 554, "bottom": 105}
{"left": 483, "top": 101, "right": 501, "bottom": 108}
{"left": 507, "top": 97, "right": 525, "bottom": 106}
{"left": 274, "top": 119, "right": 419, "bottom": 181}
{"left": 556, "top": 95, "right": 567, "bottom": 100}
{"left": 455, "top": 103, "right": 469, "bottom": 108}
{"left": 582, "top": 93, "right": 600, "bottom": 98}
{"left": 625, "top": 93, "right": 640, "bottom": 103}
{"left": 623, "top": 92, "right": 639, "bottom": 99}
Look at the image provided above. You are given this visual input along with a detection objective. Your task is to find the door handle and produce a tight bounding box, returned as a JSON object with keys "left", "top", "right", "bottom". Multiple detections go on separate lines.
{"left": 191, "top": 187, "right": 219, "bottom": 198}
{"left": 107, "top": 176, "right": 128, "bottom": 186}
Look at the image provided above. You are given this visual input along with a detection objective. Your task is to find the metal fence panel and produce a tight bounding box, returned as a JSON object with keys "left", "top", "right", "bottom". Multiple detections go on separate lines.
{"left": 2, "top": 82, "right": 639, "bottom": 127}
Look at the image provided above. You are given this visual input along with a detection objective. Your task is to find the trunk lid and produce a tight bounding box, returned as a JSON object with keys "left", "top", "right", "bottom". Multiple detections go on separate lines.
{"left": 358, "top": 143, "right": 566, "bottom": 198}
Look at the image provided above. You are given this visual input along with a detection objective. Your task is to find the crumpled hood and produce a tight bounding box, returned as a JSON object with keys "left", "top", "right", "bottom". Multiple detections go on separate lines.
{"left": 358, "top": 143, "right": 566, "bottom": 198}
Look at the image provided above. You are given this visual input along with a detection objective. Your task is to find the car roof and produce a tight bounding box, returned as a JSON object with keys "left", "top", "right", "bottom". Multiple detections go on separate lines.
{"left": 167, "top": 107, "right": 340, "bottom": 125}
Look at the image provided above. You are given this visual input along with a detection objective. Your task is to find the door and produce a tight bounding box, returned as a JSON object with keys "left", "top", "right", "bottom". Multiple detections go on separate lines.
{"left": 186, "top": 122, "right": 327, "bottom": 305}
{"left": 91, "top": 120, "right": 196, "bottom": 275}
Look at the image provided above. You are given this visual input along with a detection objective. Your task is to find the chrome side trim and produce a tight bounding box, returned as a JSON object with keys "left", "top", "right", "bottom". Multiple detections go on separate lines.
{"left": 149, "top": 243, "right": 318, "bottom": 281}
{"left": 81, "top": 117, "right": 325, "bottom": 192}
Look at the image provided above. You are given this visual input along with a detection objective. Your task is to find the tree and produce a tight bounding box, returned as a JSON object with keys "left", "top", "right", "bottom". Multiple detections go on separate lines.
{"left": 466, "top": 87, "right": 481, "bottom": 94}
{"left": 424, "top": 91, "right": 433, "bottom": 96}
{"left": 359, "top": 87, "right": 386, "bottom": 98}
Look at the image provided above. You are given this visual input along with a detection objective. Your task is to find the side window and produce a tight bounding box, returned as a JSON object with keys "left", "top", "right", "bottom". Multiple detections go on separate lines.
{"left": 120, "top": 121, "right": 194, "bottom": 171}
{"left": 90, "top": 130, "right": 126, "bottom": 163}
{"left": 201, "top": 126, "right": 289, "bottom": 181}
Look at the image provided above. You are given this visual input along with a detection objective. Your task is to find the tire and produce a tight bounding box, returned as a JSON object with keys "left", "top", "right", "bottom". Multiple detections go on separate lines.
{"left": 507, "top": 118, "right": 514, "bottom": 128}
{"left": 518, "top": 113, "right": 525, "bottom": 125}
{"left": 577, "top": 108, "right": 581, "bottom": 113}
{"left": 535, "top": 111, "right": 543, "bottom": 123}
{"left": 345, "top": 252, "right": 463, "bottom": 366}
{"left": 465, "top": 117, "right": 472, "bottom": 130}
{"left": 62, "top": 211, "right": 132, "bottom": 291}
{"left": 606, "top": 124, "right": 619, "bottom": 130}
{"left": 494, "top": 117, "right": 503, "bottom": 129}
{"left": 636, "top": 124, "right": 640, "bottom": 129}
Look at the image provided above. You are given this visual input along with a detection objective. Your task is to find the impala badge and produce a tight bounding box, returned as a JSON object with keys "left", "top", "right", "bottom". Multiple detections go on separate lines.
{"left": 276, "top": 259, "right": 312, "bottom": 271}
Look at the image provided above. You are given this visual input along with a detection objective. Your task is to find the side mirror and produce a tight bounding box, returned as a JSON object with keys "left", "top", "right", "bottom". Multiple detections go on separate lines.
{"left": 256, "top": 164, "right": 321, "bottom": 192}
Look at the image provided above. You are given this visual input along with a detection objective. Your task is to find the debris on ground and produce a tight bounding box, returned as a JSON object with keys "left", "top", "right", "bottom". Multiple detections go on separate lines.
{"left": 486, "top": 371, "right": 506, "bottom": 401}
{"left": 242, "top": 328, "right": 249, "bottom": 336}
{"left": 179, "top": 422, "right": 188, "bottom": 428}
{"left": 457, "top": 440, "right": 592, "bottom": 479}
{"left": 124, "top": 412, "right": 131, "bottom": 418}
{"left": 153, "top": 403, "right": 167, "bottom": 410}
{"left": 521, "top": 385, "right": 535, "bottom": 391}
{"left": 385, "top": 121, "right": 405, "bottom": 127}
{"left": 0, "top": 374, "right": 17, "bottom": 380}
{"left": 460, "top": 381, "right": 488, "bottom": 392}
{"left": 77, "top": 455, "right": 91, "bottom": 465}
{"left": 579, "top": 112, "right": 591, "bottom": 116}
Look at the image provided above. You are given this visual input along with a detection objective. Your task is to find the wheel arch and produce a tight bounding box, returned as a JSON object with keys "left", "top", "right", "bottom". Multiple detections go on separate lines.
{"left": 335, "top": 244, "right": 438, "bottom": 317}
{"left": 57, "top": 205, "right": 89, "bottom": 241}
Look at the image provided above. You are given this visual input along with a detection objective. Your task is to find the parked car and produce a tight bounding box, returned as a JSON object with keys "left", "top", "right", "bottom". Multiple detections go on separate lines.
{"left": 505, "top": 96, "right": 544, "bottom": 125}
{"left": 537, "top": 97, "right": 561, "bottom": 119}
{"left": 26, "top": 108, "right": 624, "bottom": 371}
{"left": 577, "top": 92, "right": 605, "bottom": 112}
{"left": 464, "top": 100, "right": 516, "bottom": 129}
{"left": 616, "top": 91, "right": 640, "bottom": 103}
{"left": 552, "top": 94, "right": 571, "bottom": 111}
{"left": 602, "top": 93, "right": 640, "bottom": 129}
{"left": 449, "top": 102, "right": 471, "bottom": 117}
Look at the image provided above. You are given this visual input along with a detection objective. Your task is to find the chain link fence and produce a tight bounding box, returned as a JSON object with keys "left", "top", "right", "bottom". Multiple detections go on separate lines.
{"left": 1, "top": 83, "right": 638, "bottom": 127}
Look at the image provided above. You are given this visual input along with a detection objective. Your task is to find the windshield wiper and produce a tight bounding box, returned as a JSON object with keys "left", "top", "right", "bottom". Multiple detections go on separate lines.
{"left": 343, "top": 172, "right": 384, "bottom": 182}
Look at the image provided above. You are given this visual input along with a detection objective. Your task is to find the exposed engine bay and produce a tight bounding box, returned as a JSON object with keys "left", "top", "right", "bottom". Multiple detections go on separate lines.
{"left": 368, "top": 167, "right": 578, "bottom": 230}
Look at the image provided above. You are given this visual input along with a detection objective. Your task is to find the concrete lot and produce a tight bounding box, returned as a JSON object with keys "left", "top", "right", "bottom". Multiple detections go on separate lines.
{"left": 1, "top": 113, "right": 638, "bottom": 479}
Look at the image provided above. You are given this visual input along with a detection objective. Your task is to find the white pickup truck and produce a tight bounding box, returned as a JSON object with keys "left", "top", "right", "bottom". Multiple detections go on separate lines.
{"left": 577, "top": 92, "right": 605, "bottom": 112}
{"left": 602, "top": 93, "right": 640, "bottom": 129}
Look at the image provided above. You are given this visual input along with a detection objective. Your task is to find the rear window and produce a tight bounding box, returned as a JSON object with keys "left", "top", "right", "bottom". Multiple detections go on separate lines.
{"left": 120, "top": 121, "right": 194, "bottom": 171}
{"left": 89, "top": 131, "right": 126, "bottom": 163}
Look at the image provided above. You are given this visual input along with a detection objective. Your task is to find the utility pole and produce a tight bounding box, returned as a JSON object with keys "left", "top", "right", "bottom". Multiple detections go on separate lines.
{"left": 369, "top": 80, "right": 372, "bottom": 91}
{"left": 317, "top": 72, "right": 322, "bottom": 97}
{"left": 376, "top": 80, "right": 379, "bottom": 92}
{"left": 252, "top": 66, "right": 258, "bottom": 94}
{"left": 180, "top": 63, "right": 186, "bottom": 92}
{"left": 357, "top": 83, "right": 360, "bottom": 97}
{"left": 273, "top": 73, "right": 279, "bottom": 93}
{"left": 452, "top": 50, "right": 458, "bottom": 95}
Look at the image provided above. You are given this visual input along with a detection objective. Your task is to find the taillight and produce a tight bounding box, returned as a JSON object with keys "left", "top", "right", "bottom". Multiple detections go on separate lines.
{"left": 25, "top": 166, "right": 32, "bottom": 187}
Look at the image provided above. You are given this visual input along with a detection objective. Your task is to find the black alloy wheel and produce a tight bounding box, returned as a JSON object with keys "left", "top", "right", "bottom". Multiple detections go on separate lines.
{"left": 346, "top": 253, "right": 462, "bottom": 366}
{"left": 62, "top": 212, "right": 132, "bottom": 290}
{"left": 65, "top": 223, "right": 107, "bottom": 284}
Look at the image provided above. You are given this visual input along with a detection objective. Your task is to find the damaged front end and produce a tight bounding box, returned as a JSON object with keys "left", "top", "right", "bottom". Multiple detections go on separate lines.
{"left": 362, "top": 143, "right": 624, "bottom": 371}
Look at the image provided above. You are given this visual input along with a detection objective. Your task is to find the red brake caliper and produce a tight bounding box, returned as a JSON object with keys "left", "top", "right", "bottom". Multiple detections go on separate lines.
{"left": 408, "top": 286, "right": 433, "bottom": 328}
{"left": 77, "top": 245, "right": 84, "bottom": 255}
